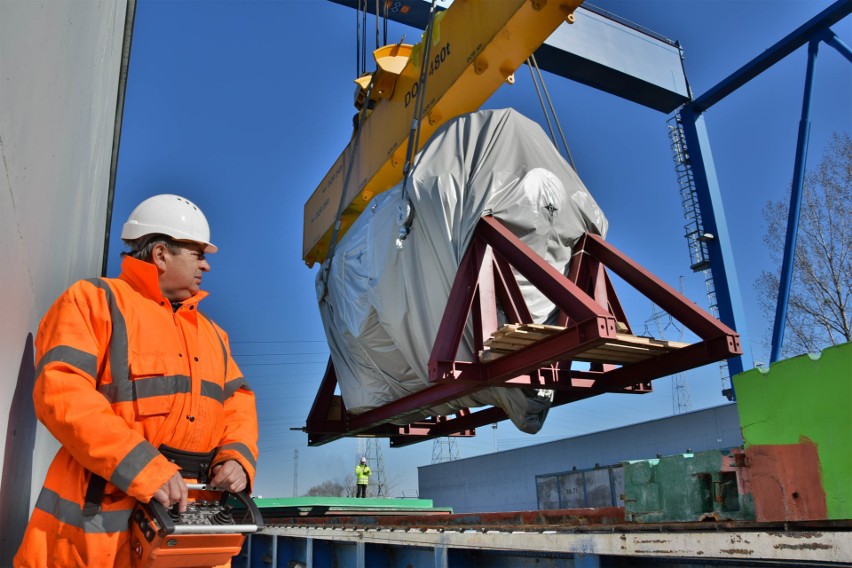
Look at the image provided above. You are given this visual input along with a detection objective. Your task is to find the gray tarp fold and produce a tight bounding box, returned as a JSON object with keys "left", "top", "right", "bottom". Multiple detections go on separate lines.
{"left": 317, "top": 108, "right": 608, "bottom": 433}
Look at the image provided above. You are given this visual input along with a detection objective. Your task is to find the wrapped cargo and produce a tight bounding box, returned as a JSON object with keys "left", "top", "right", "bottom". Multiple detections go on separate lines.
{"left": 316, "top": 108, "right": 608, "bottom": 433}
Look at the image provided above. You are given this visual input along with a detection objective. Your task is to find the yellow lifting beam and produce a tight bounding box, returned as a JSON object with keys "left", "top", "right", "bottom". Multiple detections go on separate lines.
{"left": 303, "top": 0, "right": 584, "bottom": 266}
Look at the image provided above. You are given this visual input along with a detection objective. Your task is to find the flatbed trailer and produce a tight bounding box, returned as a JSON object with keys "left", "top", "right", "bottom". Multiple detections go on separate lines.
{"left": 236, "top": 507, "right": 851, "bottom": 567}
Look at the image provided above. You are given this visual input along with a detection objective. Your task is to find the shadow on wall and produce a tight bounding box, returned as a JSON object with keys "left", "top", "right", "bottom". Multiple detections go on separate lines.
{"left": 0, "top": 333, "right": 37, "bottom": 565}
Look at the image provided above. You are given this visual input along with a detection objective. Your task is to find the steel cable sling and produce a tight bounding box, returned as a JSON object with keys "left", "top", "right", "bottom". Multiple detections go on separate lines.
{"left": 320, "top": 1, "right": 437, "bottom": 297}
{"left": 527, "top": 53, "right": 577, "bottom": 173}
{"left": 319, "top": 0, "right": 375, "bottom": 301}
{"left": 397, "top": 0, "right": 439, "bottom": 246}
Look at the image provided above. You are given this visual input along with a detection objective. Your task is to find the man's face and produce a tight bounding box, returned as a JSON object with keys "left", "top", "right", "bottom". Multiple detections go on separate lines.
{"left": 157, "top": 241, "right": 211, "bottom": 301}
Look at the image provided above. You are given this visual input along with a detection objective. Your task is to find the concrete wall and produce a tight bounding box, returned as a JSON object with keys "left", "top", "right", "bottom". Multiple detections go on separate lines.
{"left": 418, "top": 404, "right": 743, "bottom": 513}
{"left": 0, "top": 0, "right": 131, "bottom": 560}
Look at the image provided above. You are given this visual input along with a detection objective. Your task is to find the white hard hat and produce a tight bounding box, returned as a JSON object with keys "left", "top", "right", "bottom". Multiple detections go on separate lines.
{"left": 360, "top": 457, "right": 367, "bottom": 463}
{"left": 121, "top": 194, "right": 218, "bottom": 253}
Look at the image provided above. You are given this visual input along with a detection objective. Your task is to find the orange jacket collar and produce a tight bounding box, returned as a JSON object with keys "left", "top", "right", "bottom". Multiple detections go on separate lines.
{"left": 118, "top": 255, "right": 209, "bottom": 306}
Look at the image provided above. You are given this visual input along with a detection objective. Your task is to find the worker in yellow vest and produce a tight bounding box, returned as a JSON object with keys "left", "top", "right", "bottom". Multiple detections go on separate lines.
{"left": 355, "top": 457, "right": 371, "bottom": 498}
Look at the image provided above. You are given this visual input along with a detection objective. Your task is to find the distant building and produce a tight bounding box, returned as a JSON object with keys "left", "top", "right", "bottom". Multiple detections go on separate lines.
{"left": 418, "top": 404, "right": 741, "bottom": 513}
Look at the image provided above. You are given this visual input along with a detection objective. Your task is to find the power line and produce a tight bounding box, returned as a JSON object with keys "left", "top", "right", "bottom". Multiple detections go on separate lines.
{"left": 236, "top": 361, "right": 328, "bottom": 367}
{"left": 431, "top": 436, "right": 460, "bottom": 463}
{"left": 234, "top": 352, "right": 329, "bottom": 357}
{"left": 230, "top": 340, "right": 329, "bottom": 345}
{"left": 642, "top": 299, "right": 691, "bottom": 415}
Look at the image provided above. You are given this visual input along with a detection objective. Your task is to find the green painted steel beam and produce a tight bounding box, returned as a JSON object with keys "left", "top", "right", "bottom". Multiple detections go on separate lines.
{"left": 247, "top": 496, "right": 453, "bottom": 516}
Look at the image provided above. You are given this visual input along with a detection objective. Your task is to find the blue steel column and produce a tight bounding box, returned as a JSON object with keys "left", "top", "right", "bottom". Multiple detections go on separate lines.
{"left": 674, "top": 0, "right": 849, "bottom": 377}
{"left": 434, "top": 543, "right": 448, "bottom": 568}
{"left": 356, "top": 541, "right": 365, "bottom": 568}
{"left": 770, "top": 39, "right": 820, "bottom": 363}
{"left": 679, "top": 108, "right": 752, "bottom": 380}
{"left": 576, "top": 553, "right": 602, "bottom": 567}
{"left": 822, "top": 29, "right": 852, "bottom": 63}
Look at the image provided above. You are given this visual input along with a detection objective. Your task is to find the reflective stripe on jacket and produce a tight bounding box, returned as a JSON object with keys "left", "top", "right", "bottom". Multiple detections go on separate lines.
{"left": 356, "top": 464, "right": 371, "bottom": 485}
{"left": 15, "top": 256, "right": 258, "bottom": 567}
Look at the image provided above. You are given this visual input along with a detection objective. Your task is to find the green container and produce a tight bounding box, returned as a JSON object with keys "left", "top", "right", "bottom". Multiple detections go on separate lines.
{"left": 623, "top": 449, "right": 755, "bottom": 523}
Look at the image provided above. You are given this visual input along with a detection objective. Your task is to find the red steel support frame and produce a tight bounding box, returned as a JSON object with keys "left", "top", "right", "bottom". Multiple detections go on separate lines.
{"left": 302, "top": 217, "right": 741, "bottom": 447}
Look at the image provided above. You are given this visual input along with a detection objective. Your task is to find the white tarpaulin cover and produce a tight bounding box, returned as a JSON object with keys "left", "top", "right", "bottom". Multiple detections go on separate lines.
{"left": 317, "top": 108, "right": 608, "bottom": 433}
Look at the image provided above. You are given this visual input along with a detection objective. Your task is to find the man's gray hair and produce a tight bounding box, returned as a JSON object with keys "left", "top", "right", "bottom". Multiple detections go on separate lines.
{"left": 122, "top": 234, "right": 180, "bottom": 261}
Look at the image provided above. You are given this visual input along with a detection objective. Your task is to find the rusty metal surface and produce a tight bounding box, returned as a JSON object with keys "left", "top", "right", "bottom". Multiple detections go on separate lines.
{"left": 748, "top": 442, "right": 829, "bottom": 522}
{"left": 258, "top": 509, "right": 852, "bottom": 564}
{"left": 261, "top": 506, "right": 624, "bottom": 529}
{"left": 260, "top": 505, "right": 851, "bottom": 533}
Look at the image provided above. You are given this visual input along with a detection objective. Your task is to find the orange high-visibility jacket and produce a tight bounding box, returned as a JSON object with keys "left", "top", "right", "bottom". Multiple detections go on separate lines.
{"left": 15, "top": 256, "right": 258, "bottom": 567}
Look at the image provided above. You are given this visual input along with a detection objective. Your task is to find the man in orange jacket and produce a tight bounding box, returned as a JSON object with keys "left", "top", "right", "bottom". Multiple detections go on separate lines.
{"left": 15, "top": 194, "right": 259, "bottom": 567}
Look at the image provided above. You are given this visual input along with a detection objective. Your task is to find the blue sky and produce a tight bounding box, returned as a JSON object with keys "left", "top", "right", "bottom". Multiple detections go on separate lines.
{"left": 107, "top": 0, "right": 851, "bottom": 498}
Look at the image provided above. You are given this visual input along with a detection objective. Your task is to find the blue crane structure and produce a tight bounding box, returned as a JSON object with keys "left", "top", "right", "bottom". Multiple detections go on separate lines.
{"left": 678, "top": 0, "right": 851, "bottom": 371}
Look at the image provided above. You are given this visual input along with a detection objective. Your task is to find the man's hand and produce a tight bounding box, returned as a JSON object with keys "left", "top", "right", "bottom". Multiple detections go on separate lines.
{"left": 209, "top": 459, "right": 247, "bottom": 494}
{"left": 151, "top": 472, "right": 188, "bottom": 512}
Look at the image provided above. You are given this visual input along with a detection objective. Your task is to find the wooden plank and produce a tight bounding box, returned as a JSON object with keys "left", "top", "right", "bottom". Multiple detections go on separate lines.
{"left": 485, "top": 338, "right": 538, "bottom": 350}
{"left": 500, "top": 329, "right": 554, "bottom": 341}
{"left": 479, "top": 324, "right": 689, "bottom": 366}
{"left": 615, "top": 334, "right": 688, "bottom": 349}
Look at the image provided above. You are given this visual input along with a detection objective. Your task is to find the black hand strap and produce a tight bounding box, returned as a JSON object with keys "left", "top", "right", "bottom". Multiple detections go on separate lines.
{"left": 82, "top": 473, "right": 107, "bottom": 516}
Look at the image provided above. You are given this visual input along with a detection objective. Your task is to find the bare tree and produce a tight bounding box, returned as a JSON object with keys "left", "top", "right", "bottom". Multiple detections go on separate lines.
{"left": 756, "top": 132, "right": 851, "bottom": 359}
{"left": 305, "top": 480, "right": 346, "bottom": 497}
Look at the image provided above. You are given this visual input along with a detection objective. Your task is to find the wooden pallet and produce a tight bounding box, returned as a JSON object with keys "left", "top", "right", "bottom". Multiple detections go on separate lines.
{"left": 480, "top": 323, "right": 688, "bottom": 365}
